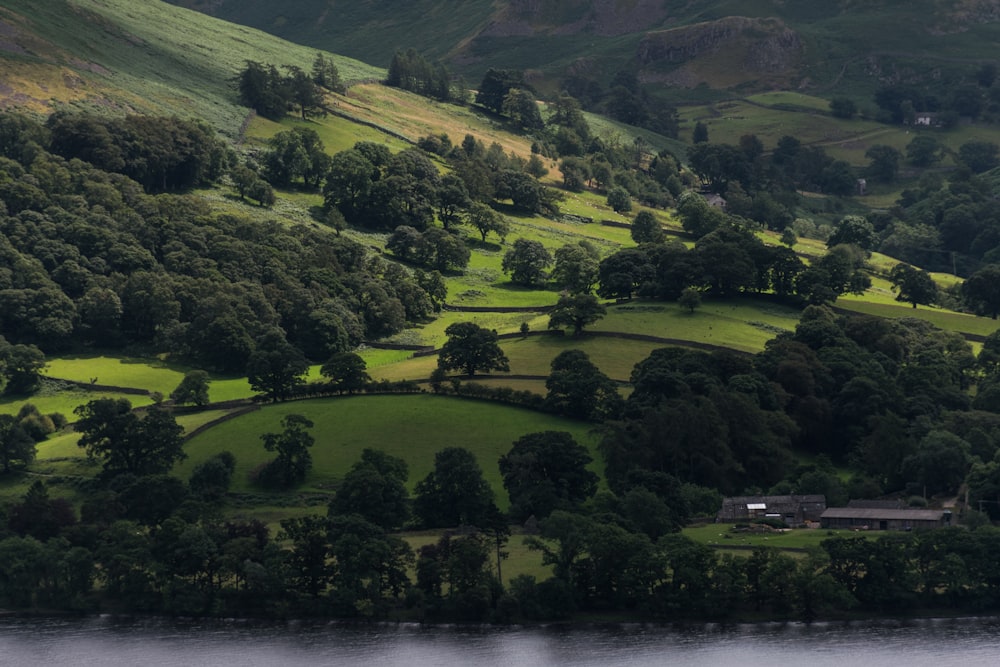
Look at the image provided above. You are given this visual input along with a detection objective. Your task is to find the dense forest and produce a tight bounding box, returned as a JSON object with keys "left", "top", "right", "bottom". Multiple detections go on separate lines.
{"left": 0, "top": 113, "right": 440, "bottom": 374}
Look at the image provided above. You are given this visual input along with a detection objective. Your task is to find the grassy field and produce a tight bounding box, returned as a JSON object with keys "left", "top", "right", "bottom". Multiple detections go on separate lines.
{"left": 176, "top": 394, "right": 604, "bottom": 506}
{"left": 595, "top": 300, "right": 799, "bottom": 353}
{"left": 43, "top": 356, "right": 255, "bottom": 403}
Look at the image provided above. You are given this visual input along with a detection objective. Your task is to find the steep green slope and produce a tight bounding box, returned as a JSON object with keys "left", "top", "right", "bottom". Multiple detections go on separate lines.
{"left": 168, "top": 0, "right": 1000, "bottom": 101}
{"left": 0, "top": 0, "right": 381, "bottom": 136}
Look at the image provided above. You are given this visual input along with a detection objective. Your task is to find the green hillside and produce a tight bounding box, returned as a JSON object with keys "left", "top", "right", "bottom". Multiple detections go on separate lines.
{"left": 168, "top": 0, "right": 1000, "bottom": 100}
{"left": 0, "top": 0, "right": 381, "bottom": 136}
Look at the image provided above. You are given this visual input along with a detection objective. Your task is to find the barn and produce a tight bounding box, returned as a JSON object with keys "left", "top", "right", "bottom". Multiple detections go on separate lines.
{"left": 820, "top": 507, "right": 952, "bottom": 531}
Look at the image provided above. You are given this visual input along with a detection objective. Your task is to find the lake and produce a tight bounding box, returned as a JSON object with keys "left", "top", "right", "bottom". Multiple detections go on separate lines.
{"left": 1, "top": 615, "right": 998, "bottom": 666}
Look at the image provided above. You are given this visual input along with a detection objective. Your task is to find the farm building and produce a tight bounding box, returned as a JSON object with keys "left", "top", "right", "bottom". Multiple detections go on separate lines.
{"left": 717, "top": 495, "right": 826, "bottom": 525}
{"left": 820, "top": 507, "right": 952, "bottom": 531}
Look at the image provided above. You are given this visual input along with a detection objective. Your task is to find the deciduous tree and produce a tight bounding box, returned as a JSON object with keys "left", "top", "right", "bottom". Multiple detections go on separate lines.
{"left": 74, "top": 398, "right": 185, "bottom": 479}
{"left": 499, "top": 431, "right": 598, "bottom": 521}
{"left": 437, "top": 322, "right": 509, "bottom": 376}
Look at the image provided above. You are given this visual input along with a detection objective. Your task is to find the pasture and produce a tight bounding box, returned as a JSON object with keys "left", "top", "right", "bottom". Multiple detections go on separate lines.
{"left": 176, "top": 394, "right": 605, "bottom": 506}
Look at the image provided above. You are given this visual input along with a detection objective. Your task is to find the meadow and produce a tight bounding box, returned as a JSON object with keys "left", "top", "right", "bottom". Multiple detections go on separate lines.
{"left": 175, "top": 395, "right": 605, "bottom": 505}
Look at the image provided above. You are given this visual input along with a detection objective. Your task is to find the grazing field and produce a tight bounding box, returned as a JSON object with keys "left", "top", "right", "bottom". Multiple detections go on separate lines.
{"left": 176, "top": 394, "right": 605, "bottom": 505}
{"left": 42, "top": 356, "right": 255, "bottom": 403}
{"left": 594, "top": 300, "right": 800, "bottom": 353}
{"left": 836, "top": 297, "right": 998, "bottom": 338}
{"left": 0, "top": 386, "right": 152, "bottom": 418}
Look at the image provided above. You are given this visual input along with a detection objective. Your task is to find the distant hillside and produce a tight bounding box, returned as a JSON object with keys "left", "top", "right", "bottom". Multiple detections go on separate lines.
{"left": 168, "top": 0, "right": 1000, "bottom": 101}
{"left": 0, "top": 0, "right": 381, "bottom": 137}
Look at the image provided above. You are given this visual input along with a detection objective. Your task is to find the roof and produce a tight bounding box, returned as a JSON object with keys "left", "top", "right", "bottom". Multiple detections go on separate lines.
{"left": 847, "top": 499, "right": 906, "bottom": 510}
{"left": 723, "top": 495, "right": 826, "bottom": 506}
{"left": 821, "top": 508, "right": 947, "bottom": 521}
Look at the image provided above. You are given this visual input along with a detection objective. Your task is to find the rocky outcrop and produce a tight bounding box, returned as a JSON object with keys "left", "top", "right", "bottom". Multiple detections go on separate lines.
{"left": 637, "top": 16, "right": 802, "bottom": 72}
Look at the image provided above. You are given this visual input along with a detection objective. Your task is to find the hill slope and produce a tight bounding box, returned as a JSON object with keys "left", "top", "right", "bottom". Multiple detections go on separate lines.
{"left": 168, "top": 0, "right": 1000, "bottom": 100}
{"left": 0, "top": 0, "right": 381, "bottom": 137}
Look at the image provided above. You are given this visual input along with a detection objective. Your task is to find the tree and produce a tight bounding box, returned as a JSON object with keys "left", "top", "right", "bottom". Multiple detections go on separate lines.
{"left": 262, "top": 127, "right": 329, "bottom": 188}
{"left": 323, "top": 149, "right": 376, "bottom": 220}
{"left": 958, "top": 140, "right": 1000, "bottom": 173}
{"left": 502, "top": 238, "right": 552, "bottom": 286}
{"left": 0, "top": 414, "right": 34, "bottom": 473}
{"left": 311, "top": 52, "right": 343, "bottom": 92}
{"left": 678, "top": 287, "right": 701, "bottom": 313}
{"left": 826, "top": 215, "right": 878, "bottom": 252}
{"left": 692, "top": 121, "right": 709, "bottom": 144}
{"left": 466, "top": 202, "right": 509, "bottom": 244}
{"left": 502, "top": 88, "right": 544, "bottom": 130}
{"left": 437, "top": 322, "right": 509, "bottom": 376}
{"left": 829, "top": 97, "right": 858, "bottom": 119}
{"left": 963, "top": 265, "right": 1000, "bottom": 319}
{"left": 237, "top": 61, "right": 287, "bottom": 119}
{"left": 499, "top": 431, "right": 599, "bottom": 521}
{"left": 607, "top": 186, "right": 632, "bottom": 213}
{"left": 279, "top": 515, "right": 332, "bottom": 598}
{"left": 330, "top": 449, "right": 410, "bottom": 530}
{"left": 74, "top": 398, "right": 185, "bottom": 478}
{"left": 0, "top": 340, "right": 45, "bottom": 395}
{"left": 435, "top": 173, "right": 471, "bottom": 230}
{"left": 906, "top": 135, "right": 943, "bottom": 167}
{"left": 631, "top": 210, "right": 664, "bottom": 245}
{"left": 246, "top": 331, "right": 309, "bottom": 402}
{"left": 188, "top": 452, "right": 236, "bottom": 501}
{"left": 551, "top": 241, "right": 600, "bottom": 294}
{"left": 475, "top": 69, "right": 525, "bottom": 114}
{"left": 865, "top": 144, "right": 901, "bottom": 183}
{"left": 320, "top": 352, "right": 370, "bottom": 394}
{"left": 414, "top": 447, "right": 496, "bottom": 528}
{"left": 284, "top": 66, "right": 326, "bottom": 121}
{"left": 544, "top": 349, "right": 621, "bottom": 422}
{"left": 170, "top": 370, "right": 210, "bottom": 407}
{"left": 547, "top": 293, "right": 607, "bottom": 335}
{"left": 889, "top": 263, "right": 938, "bottom": 309}
{"left": 259, "top": 414, "right": 315, "bottom": 488}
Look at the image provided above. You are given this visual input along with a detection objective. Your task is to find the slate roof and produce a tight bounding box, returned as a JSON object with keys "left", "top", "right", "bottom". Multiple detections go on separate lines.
{"left": 820, "top": 508, "right": 946, "bottom": 521}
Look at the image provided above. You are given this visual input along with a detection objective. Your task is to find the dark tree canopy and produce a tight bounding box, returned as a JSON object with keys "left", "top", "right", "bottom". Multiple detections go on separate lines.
{"left": 170, "top": 370, "right": 210, "bottom": 407}
{"left": 889, "top": 263, "right": 938, "bottom": 308}
{"left": 246, "top": 331, "right": 310, "bottom": 402}
{"left": 0, "top": 414, "right": 34, "bottom": 473}
{"left": 475, "top": 69, "right": 527, "bottom": 114}
{"left": 330, "top": 449, "right": 410, "bottom": 530}
{"left": 547, "top": 293, "right": 607, "bottom": 336}
{"left": 320, "top": 352, "right": 371, "bottom": 394}
{"left": 963, "top": 265, "right": 1000, "bottom": 319}
{"left": 437, "top": 322, "right": 509, "bottom": 376}
{"left": 258, "top": 414, "right": 315, "bottom": 489}
{"left": 414, "top": 447, "right": 496, "bottom": 528}
{"left": 544, "top": 349, "right": 621, "bottom": 421}
{"left": 499, "top": 431, "right": 598, "bottom": 521}
{"left": 502, "top": 239, "right": 553, "bottom": 286}
{"left": 74, "top": 399, "right": 185, "bottom": 479}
